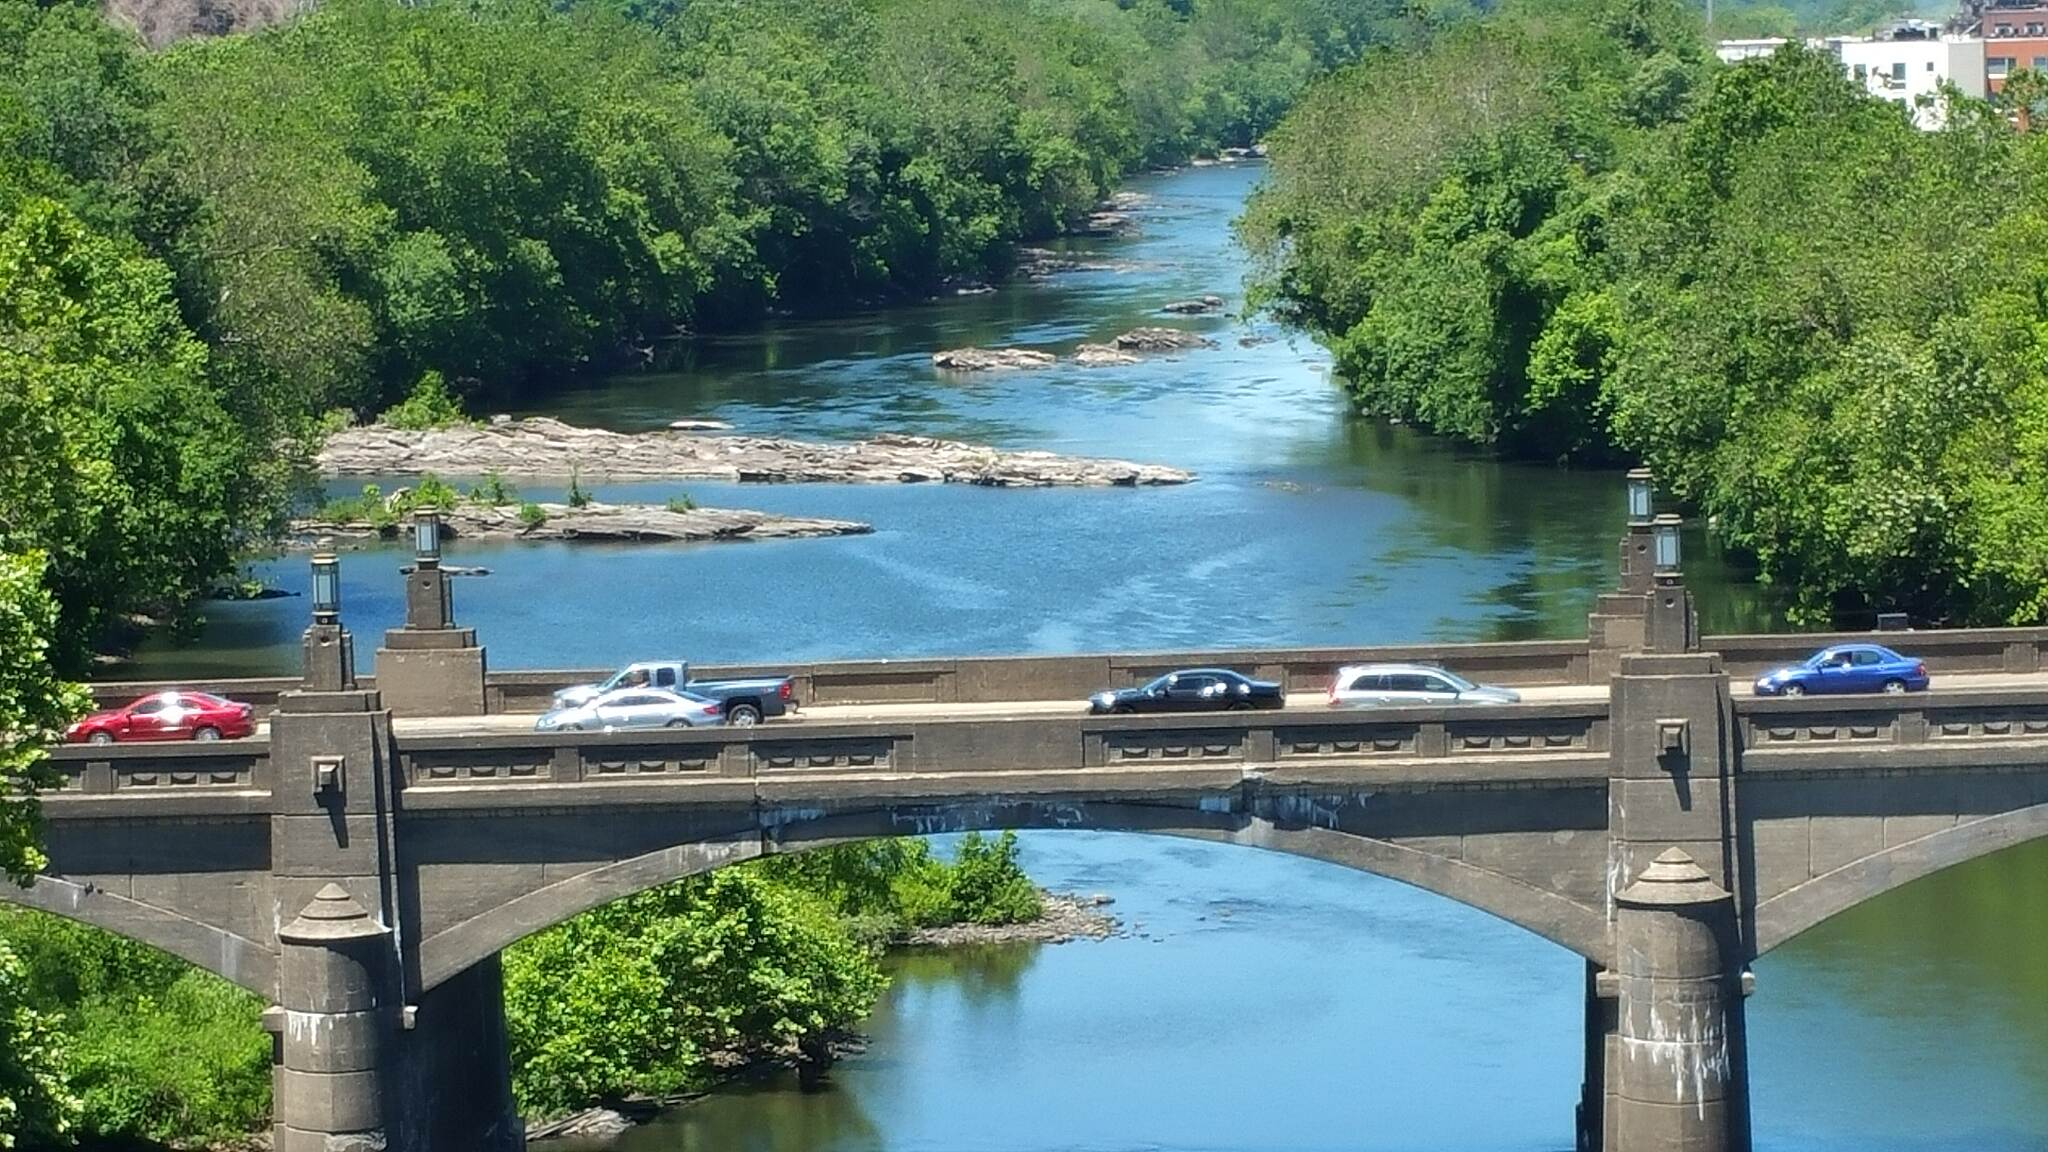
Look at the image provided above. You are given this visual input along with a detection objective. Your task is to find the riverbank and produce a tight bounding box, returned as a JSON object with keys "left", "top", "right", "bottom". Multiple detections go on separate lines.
{"left": 291, "top": 501, "right": 873, "bottom": 546}
{"left": 318, "top": 418, "right": 1194, "bottom": 487}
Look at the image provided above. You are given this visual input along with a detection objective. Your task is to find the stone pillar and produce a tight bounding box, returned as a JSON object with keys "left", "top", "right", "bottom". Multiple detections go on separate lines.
{"left": 376, "top": 559, "right": 487, "bottom": 717}
{"left": 274, "top": 884, "right": 394, "bottom": 1152}
{"left": 1645, "top": 573, "right": 1698, "bottom": 656}
{"left": 1588, "top": 518, "right": 1658, "bottom": 683}
{"left": 1607, "top": 651, "right": 1737, "bottom": 893}
{"left": 1608, "top": 849, "right": 1750, "bottom": 1152}
{"left": 391, "top": 956, "right": 524, "bottom": 1152}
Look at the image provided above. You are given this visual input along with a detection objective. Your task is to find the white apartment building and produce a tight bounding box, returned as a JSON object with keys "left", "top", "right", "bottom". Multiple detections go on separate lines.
{"left": 1716, "top": 37, "right": 1792, "bottom": 63}
{"left": 1834, "top": 33, "right": 1988, "bottom": 128}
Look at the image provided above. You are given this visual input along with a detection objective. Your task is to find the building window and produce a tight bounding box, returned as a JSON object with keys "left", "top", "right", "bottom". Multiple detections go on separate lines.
{"left": 2030, "top": 22, "right": 2045, "bottom": 33}
{"left": 1990, "top": 56, "right": 2015, "bottom": 77}
{"left": 1926, "top": 60, "right": 1935, "bottom": 71}
{"left": 1891, "top": 62, "right": 1906, "bottom": 81}
{"left": 2036, "top": 55, "right": 2048, "bottom": 70}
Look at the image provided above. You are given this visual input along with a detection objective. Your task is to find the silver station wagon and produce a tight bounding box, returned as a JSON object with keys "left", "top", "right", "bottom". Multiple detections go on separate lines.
{"left": 1326, "top": 663, "right": 1521, "bottom": 708}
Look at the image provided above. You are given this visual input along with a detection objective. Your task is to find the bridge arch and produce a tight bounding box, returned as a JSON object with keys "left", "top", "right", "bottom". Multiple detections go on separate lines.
{"left": 1750, "top": 799, "right": 2048, "bottom": 957}
{"left": 0, "top": 876, "right": 275, "bottom": 997}
{"left": 415, "top": 799, "right": 1612, "bottom": 993}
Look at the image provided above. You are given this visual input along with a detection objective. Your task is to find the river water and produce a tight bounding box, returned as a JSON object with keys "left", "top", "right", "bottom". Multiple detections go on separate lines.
{"left": 136, "top": 164, "right": 2048, "bottom": 1149}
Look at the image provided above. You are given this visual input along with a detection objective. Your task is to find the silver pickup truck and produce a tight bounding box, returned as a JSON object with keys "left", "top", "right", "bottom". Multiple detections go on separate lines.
{"left": 550, "top": 661, "right": 797, "bottom": 726}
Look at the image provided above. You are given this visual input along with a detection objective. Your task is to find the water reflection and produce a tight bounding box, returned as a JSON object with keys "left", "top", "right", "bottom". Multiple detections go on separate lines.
{"left": 1751, "top": 838, "right": 2048, "bottom": 1152}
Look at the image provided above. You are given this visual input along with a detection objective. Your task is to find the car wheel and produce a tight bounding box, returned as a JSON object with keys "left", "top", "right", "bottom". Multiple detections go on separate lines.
{"left": 666, "top": 719, "right": 692, "bottom": 728}
{"left": 727, "top": 704, "right": 762, "bottom": 728}
{"left": 88, "top": 731, "right": 114, "bottom": 746}
{"left": 1882, "top": 679, "right": 1907, "bottom": 694}
{"left": 1782, "top": 683, "right": 1805, "bottom": 697}
{"left": 559, "top": 722, "right": 583, "bottom": 732}
{"left": 1229, "top": 701, "right": 1253, "bottom": 711}
{"left": 194, "top": 727, "right": 221, "bottom": 742}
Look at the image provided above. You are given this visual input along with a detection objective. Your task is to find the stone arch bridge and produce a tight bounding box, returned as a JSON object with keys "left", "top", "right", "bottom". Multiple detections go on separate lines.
{"left": 21, "top": 543, "right": 2048, "bottom": 1152}
{"left": 18, "top": 648, "right": 2048, "bottom": 1152}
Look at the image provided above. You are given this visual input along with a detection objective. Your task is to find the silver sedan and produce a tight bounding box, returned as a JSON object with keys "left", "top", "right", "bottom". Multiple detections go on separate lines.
{"left": 535, "top": 687, "right": 723, "bottom": 732}
{"left": 1327, "top": 663, "right": 1521, "bottom": 707}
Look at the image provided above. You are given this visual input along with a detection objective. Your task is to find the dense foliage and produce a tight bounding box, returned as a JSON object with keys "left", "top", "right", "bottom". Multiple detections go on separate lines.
{"left": 0, "top": 909, "right": 269, "bottom": 1146}
{"left": 0, "top": 0, "right": 1424, "bottom": 673}
{"left": 1245, "top": 0, "right": 2048, "bottom": 625}
{"left": 506, "top": 835, "right": 1042, "bottom": 1117}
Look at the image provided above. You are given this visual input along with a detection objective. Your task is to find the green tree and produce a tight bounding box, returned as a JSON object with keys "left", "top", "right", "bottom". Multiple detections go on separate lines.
{"left": 0, "top": 936, "right": 77, "bottom": 1151}
{"left": 0, "top": 198, "right": 256, "bottom": 667}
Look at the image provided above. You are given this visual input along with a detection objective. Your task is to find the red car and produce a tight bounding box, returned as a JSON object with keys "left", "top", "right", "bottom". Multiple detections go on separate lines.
{"left": 66, "top": 692, "right": 256, "bottom": 745}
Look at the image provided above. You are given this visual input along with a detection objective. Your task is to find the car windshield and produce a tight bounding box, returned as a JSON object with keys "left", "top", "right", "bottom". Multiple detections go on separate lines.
{"left": 1143, "top": 674, "right": 1175, "bottom": 693}
{"left": 1434, "top": 670, "right": 1478, "bottom": 692}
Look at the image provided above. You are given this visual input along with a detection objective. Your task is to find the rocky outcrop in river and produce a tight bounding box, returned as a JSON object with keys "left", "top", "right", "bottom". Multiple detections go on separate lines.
{"left": 1160, "top": 295, "right": 1224, "bottom": 314}
{"left": 1110, "top": 326, "right": 1217, "bottom": 352}
{"left": 293, "top": 501, "right": 872, "bottom": 545}
{"left": 318, "top": 418, "right": 1192, "bottom": 486}
{"left": 931, "top": 347, "right": 1058, "bottom": 371}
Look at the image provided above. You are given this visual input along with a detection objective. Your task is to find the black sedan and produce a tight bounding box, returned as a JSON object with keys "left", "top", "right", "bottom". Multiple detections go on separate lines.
{"left": 1088, "top": 669, "right": 1285, "bottom": 714}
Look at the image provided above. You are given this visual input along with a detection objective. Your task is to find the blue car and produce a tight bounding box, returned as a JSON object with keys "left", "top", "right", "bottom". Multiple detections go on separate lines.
{"left": 1753, "top": 644, "right": 1929, "bottom": 697}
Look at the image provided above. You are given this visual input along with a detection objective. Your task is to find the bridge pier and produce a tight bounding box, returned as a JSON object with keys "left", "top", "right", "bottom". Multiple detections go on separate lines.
{"left": 273, "top": 884, "right": 393, "bottom": 1152}
{"left": 390, "top": 955, "right": 523, "bottom": 1152}
{"left": 1604, "top": 849, "right": 1750, "bottom": 1152}
{"left": 267, "top": 568, "right": 519, "bottom": 1152}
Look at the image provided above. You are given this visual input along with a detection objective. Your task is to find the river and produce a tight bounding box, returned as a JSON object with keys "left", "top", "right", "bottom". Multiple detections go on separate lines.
{"left": 133, "top": 164, "right": 2048, "bottom": 1149}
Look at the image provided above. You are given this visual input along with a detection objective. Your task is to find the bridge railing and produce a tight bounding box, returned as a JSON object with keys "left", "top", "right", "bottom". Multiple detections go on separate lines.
{"left": 42, "top": 741, "right": 272, "bottom": 814}
{"left": 82, "top": 626, "right": 2048, "bottom": 715}
{"left": 386, "top": 698, "right": 1616, "bottom": 804}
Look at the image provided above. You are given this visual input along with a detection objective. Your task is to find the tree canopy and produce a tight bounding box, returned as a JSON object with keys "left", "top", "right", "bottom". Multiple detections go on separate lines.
{"left": 1246, "top": 0, "right": 2048, "bottom": 625}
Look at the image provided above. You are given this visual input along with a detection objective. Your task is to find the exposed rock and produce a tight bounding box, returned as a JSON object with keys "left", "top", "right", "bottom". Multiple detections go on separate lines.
{"left": 1238, "top": 333, "right": 1276, "bottom": 348}
{"left": 1100, "top": 190, "right": 1149, "bottom": 211}
{"left": 1111, "top": 326, "right": 1217, "bottom": 352}
{"left": 931, "top": 347, "right": 1057, "bottom": 371}
{"left": 668, "top": 418, "right": 733, "bottom": 432}
{"left": 1079, "top": 209, "right": 1137, "bottom": 236}
{"left": 290, "top": 502, "right": 872, "bottom": 545}
{"left": 490, "top": 413, "right": 513, "bottom": 425}
{"left": 1160, "top": 295, "right": 1224, "bottom": 315}
{"left": 527, "top": 1108, "right": 634, "bottom": 1142}
{"left": 1015, "top": 247, "right": 1133, "bottom": 278}
{"left": 318, "top": 417, "right": 1193, "bottom": 487}
{"left": 903, "top": 891, "right": 1121, "bottom": 947}
{"left": 444, "top": 565, "right": 492, "bottom": 577}
{"left": 1072, "top": 344, "right": 1143, "bottom": 367}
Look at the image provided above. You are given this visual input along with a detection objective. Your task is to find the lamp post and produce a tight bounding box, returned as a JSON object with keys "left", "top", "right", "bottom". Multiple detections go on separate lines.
{"left": 1646, "top": 513, "right": 1696, "bottom": 654}
{"left": 1652, "top": 513, "right": 1684, "bottom": 576}
{"left": 1620, "top": 468, "right": 1656, "bottom": 594}
{"left": 404, "top": 509, "right": 453, "bottom": 631}
{"left": 413, "top": 509, "right": 442, "bottom": 570}
{"left": 311, "top": 548, "right": 341, "bottom": 626}
{"left": 303, "top": 543, "right": 356, "bottom": 691}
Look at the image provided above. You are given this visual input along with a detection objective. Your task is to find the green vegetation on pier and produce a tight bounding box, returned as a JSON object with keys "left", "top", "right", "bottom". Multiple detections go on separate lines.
{"left": 1243, "top": 0, "right": 2048, "bottom": 626}
{"left": 0, "top": 833, "right": 1043, "bottom": 1145}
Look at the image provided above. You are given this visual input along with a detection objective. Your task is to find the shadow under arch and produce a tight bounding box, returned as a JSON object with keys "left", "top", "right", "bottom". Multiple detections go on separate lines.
{"left": 1751, "top": 800, "right": 2048, "bottom": 958}
{"left": 416, "top": 800, "right": 1612, "bottom": 993}
{"left": 0, "top": 875, "right": 276, "bottom": 997}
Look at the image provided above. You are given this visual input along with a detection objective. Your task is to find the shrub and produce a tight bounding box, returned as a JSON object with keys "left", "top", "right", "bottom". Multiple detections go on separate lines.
{"left": 946, "top": 832, "right": 1042, "bottom": 926}
{"left": 0, "top": 937, "right": 79, "bottom": 1151}
{"left": 566, "top": 469, "right": 593, "bottom": 509}
{"left": 378, "top": 371, "right": 468, "bottom": 430}
{"left": 518, "top": 502, "right": 548, "bottom": 530}
{"left": 665, "top": 494, "right": 697, "bottom": 513}
{"left": 471, "top": 472, "right": 518, "bottom": 506}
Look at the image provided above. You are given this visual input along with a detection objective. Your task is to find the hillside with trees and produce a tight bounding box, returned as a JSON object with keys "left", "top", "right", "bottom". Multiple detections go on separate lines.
{"left": 1242, "top": 0, "right": 2048, "bottom": 626}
